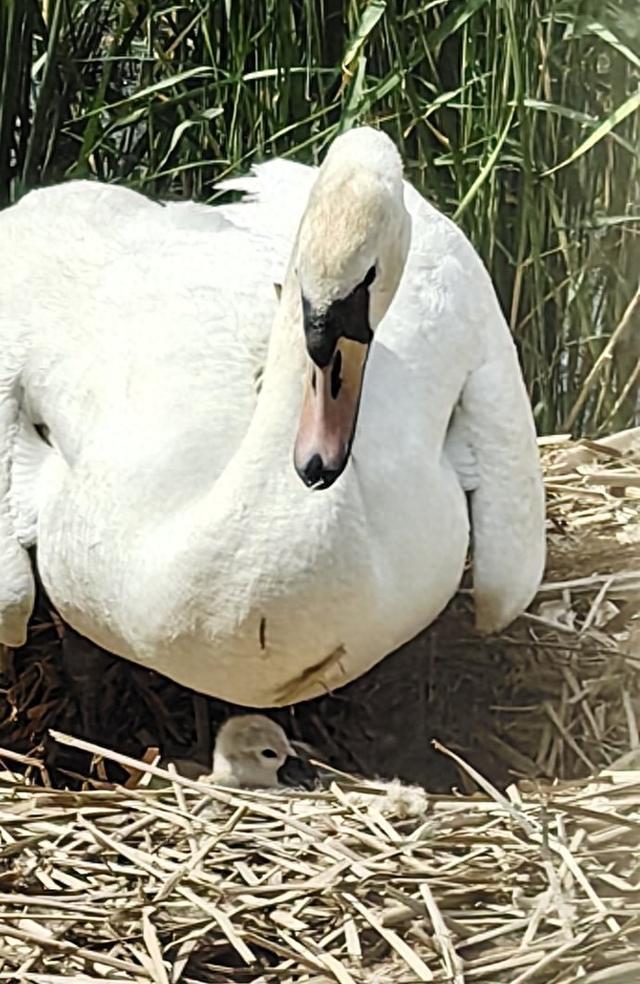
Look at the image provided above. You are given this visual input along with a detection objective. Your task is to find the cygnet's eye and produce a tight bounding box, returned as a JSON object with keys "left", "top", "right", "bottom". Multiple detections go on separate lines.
{"left": 260, "top": 748, "right": 278, "bottom": 759}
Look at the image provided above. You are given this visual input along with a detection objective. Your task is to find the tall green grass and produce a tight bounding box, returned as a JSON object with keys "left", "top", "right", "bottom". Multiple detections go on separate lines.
{"left": 1, "top": 0, "right": 638, "bottom": 434}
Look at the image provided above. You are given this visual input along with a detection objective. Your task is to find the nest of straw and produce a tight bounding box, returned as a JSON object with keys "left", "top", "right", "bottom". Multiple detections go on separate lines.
{"left": 1, "top": 744, "right": 640, "bottom": 982}
{"left": 0, "top": 429, "right": 639, "bottom": 981}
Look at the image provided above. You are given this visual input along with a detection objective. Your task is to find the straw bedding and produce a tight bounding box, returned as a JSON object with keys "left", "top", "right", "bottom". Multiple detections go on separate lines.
{"left": 1, "top": 430, "right": 639, "bottom": 982}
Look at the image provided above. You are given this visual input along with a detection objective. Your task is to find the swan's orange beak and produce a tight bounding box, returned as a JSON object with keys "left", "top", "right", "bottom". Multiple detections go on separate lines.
{"left": 293, "top": 337, "right": 370, "bottom": 489}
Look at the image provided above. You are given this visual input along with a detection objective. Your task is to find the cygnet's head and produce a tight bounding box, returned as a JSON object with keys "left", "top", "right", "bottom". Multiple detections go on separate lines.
{"left": 292, "top": 126, "right": 411, "bottom": 490}
{"left": 212, "top": 714, "right": 296, "bottom": 788}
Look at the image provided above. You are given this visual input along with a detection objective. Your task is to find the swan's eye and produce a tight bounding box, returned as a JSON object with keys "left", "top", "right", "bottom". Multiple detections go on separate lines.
{"left": 261, "top": 748, "right": 278, "bottom": 759}
{"left": 363, "top": 265, "right": 376, "bottom": 288}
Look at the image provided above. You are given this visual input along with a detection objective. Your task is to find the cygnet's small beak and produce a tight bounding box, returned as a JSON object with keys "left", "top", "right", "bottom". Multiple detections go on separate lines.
{"left": 294, "top": 337, "right": 370, "bottom": 489}
{"left": 278, "top": 741, "right": 321, "bottom": 790}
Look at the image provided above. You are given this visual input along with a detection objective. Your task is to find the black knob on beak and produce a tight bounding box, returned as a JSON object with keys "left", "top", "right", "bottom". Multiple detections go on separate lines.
{"left": 296, "top": 453, "right": 341, "bottom": 489}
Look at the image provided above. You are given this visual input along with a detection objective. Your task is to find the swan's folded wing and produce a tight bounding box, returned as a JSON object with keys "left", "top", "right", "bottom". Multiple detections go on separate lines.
{"left": 459, "top": 339, "right": 546, "bottom": 633}
{"left": 9, "top": 415, "right": 56, "bottom": 547}
{"left": 0, "top": 394, "right": 35, "bottom": 646}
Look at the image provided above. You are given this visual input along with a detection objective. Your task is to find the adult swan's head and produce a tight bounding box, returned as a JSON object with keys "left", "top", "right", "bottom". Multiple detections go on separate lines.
{"left": 291, "top": 128, "right": 411, "bottom": 489}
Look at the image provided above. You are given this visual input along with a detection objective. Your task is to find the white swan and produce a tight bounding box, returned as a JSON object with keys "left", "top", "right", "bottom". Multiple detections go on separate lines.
{"left": 0, "top": 127, "right": 545, "bottom": 706}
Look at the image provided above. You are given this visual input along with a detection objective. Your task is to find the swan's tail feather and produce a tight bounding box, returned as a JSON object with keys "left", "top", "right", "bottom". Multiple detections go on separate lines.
{"left": 216, "top": 159, "right": 316, "bottom": 248}
{"left": 217, "top": 158, "right": 314, "bottom": 200}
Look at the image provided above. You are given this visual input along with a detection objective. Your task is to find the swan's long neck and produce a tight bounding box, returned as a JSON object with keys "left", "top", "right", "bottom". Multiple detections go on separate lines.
{"left": 233, "top": 263, "right": 307, "bottom": 464}
{"left": 255, "top": 266, "right": 307, "bottom": 418}
{"left": 189, "top": 267, "right": 309, "bottom": 533}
